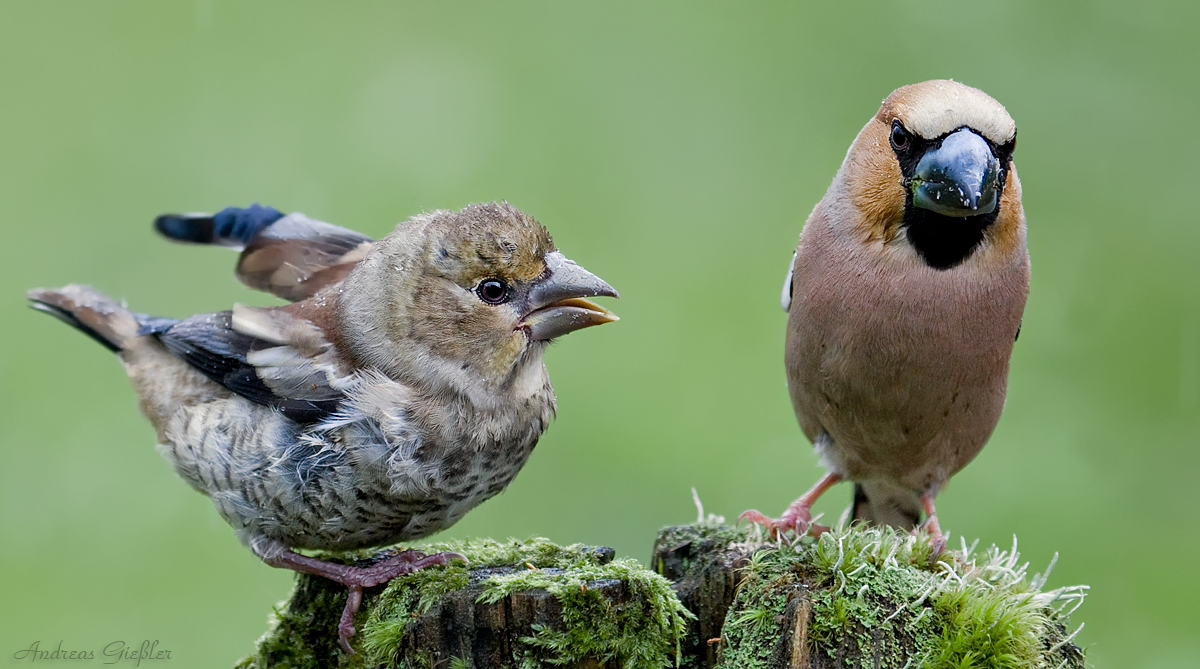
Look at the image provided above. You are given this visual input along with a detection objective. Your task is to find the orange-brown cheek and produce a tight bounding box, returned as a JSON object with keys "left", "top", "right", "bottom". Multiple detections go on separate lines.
{"left": 847, "top": 121, "right": 907, "bottom": 242}
{"left": 985, "top": 164, "right": 1025, "bottom": 258}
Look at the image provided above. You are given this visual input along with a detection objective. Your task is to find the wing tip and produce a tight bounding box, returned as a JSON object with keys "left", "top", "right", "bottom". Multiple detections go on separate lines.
{"left": 155, "top": 213, "right": 216, "bottom": 244}
{"left": 155, "top": 204, "right": 285, "bottom": 248}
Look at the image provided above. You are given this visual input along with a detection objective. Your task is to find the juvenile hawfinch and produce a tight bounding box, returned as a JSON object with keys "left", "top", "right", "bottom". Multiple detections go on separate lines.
{"left": 28, "top": 202, "right": 618, "bottom": 652}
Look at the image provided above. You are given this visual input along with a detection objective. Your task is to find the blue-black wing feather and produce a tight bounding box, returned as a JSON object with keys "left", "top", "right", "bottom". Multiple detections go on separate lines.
{"left": 155, "top": 205, "right": 375, "bottom": 301}
{"left": 155, "top": 204, "right": 286, "bottom": 249}
{"left": 151, "top": 311, "right": 343, "bottom": 424}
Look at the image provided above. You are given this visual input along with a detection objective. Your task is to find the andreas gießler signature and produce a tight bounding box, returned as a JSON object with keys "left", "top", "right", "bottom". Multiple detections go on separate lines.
{"left": 13, "top": 640, "right": 173, "bottom": 664}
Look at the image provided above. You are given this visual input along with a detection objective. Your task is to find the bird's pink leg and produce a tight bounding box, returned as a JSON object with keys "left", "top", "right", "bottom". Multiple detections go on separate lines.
{"left": 740, "top": 472, "right": 843, "bottom": 538}
{"left": 920, "top": 492, "right": 947, "bottom": 560}
{"left": 266, "top": 548, "right": 466, "bottom": 653}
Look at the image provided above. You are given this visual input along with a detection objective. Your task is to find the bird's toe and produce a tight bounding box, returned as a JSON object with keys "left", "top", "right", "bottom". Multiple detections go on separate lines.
{"left": 337, "top": 585, "right": 363, "bottom": 655}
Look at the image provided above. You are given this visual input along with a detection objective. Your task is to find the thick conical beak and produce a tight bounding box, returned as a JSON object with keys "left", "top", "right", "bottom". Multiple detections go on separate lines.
{"left": 910, "top": 128, "right": 1000, "bottom": 217}
{"left": 520, "top": 251, "right": 619, "bottom": 341}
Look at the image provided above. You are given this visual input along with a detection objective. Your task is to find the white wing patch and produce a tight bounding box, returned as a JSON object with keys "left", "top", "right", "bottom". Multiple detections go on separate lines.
{"left": 781, "top": 251, "right": 796, "bottom": 312}
{"left": 232, "top": 303, "right": 353, "bottom": 401}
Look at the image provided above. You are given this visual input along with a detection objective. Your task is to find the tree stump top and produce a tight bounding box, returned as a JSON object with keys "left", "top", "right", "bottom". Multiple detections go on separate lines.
{"left": 237, "top": 525, "right": 1086, "bottom": 668}
{"left": 653, "top": 522, "right": 1087, "bottom": 669}
{"left": 237, "top": 537, "right": 691, "bottom": 669}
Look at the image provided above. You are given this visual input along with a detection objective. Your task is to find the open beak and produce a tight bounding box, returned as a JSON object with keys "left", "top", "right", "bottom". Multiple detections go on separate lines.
{"left": 910, "top": 128, "right": 1000, "bottom": 217}
{"left": 520, "top": 251, "right": 619, "bottom": 341}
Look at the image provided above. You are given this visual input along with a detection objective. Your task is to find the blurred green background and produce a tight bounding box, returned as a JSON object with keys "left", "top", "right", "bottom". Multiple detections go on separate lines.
{"left": 1, "top": 1, "right": 1196, "bottom": 666}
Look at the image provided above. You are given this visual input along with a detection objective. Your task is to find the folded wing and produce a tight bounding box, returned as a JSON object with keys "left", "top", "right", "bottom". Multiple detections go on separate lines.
{"left": 144, "top": 304, "right": 350, "bottom": 423}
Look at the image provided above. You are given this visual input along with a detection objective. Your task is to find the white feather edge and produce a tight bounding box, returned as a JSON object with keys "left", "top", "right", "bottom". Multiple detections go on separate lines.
{"left": 781, "top": 251, "right": 796, "bottom": 312}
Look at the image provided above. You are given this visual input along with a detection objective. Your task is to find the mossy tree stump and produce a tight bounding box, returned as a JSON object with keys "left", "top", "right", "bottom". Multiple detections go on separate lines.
{"left": 237, "top": 538, "right": 691, "bottom": 669}
{"left": 239, "top": 526, "right": 1086, "bottom": 669}
{"left": 654, "top": 523, "right": 1086, "bottom": 669}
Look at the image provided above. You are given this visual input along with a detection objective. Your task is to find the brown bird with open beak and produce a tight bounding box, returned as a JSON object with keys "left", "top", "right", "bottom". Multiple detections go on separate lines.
{"left": 28, "top": 202, "right": 618, "bottom": 652}
{"left": 741, "top": 80, "right": 1028, "bottom": 546}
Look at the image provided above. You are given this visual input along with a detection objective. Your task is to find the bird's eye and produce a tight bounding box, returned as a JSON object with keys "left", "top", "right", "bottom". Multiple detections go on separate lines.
{"left": 890, "top": 121, "right": 910, "bottom": 151}
{"left": 476, "top": 279, "right": 509, "bottom": 304}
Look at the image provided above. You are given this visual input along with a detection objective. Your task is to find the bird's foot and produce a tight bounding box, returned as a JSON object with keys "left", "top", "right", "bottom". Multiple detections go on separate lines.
{"left": 738, "top": 509, "right": 786, "bottom": 539}
{"left": 919, "top": 492, "right": 947, "bottom": 566}
{"left": 737, "top": 507, "right": 829, "bottom": 541}
{"left": 338, "top": 585, "right": 363, "bottom": 651}
{"left": 920, "top": 524, "right": 947, "bottom": 567}
{"left": 333, "top": 549, "right": 467, "bottom": 652}
{"left": 344, "top": 549, "right": 467, "bottom": 588}
{"left": 267, "top": 548, "right": 467, "bottom": 653}
{"left": 779, "top": 503, "right": 820, "bottom": 536}
{"left": 738, "top": 472, "right": 843, "bottom": 541}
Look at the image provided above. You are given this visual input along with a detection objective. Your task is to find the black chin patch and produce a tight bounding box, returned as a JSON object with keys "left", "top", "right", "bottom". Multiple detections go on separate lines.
{"left": 903, "top": 206, "right": 997, "bottom": 270}
{"left": 892, "top": 124, "right": 1014, "bottom": 270}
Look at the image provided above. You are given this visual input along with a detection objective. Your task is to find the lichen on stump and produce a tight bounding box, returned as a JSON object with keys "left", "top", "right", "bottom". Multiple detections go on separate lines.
{"left": 237, "top": 538, "right": 692, "bottom": 669}
{"left": 653, "top": 523, "right": 1087, "bottom": 669}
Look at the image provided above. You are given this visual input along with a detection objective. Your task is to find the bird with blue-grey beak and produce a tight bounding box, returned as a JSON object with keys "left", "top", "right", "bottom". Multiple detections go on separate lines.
{"left": 28, "top": 202, "right": 618, "bottom": 652}
{"left": 741, "top": 80, "right": 1028, "bottom": 549}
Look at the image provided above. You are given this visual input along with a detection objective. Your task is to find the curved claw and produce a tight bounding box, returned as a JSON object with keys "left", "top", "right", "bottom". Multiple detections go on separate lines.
{"left": 927, "top": 535, "right": 948, "bottom": 566}
{"left": 779, "top": 504, "right": 814, "bottom": 535}
{"left": 738, "top": 509, "right": 782, "bottom": 537}
{"left": 438, "top": 551, "right": 469, "bottom": 566}
{"left": 738, "top": 509, "right": 821, "bottom": 541}
{"left": 738, "top": 509, "right": 774, "bottom": 527}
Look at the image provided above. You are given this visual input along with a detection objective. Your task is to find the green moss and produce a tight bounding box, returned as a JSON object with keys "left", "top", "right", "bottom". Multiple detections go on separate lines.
{"left": 239, "top": 526, "right": 1085, "bottom": 668}
{"left": 715, "top": 525, "right": 1087, "bottom": 669}
{"left": 240, "top": 553, "right": 371, "bottom": 669}
{"left": 240, "top": 537, "right": 693, "bottom": 668}
{"left": 479, "top": 557, "right": 693, "bottom": 667}
{"left": 365, "top": 537, "right": 692, "bottom": 668}
{"left": 654, "top": 521, "right": 748, "bottom": 577}
{"left": 922, "top": 539, "right": 1086, "bottom": 669}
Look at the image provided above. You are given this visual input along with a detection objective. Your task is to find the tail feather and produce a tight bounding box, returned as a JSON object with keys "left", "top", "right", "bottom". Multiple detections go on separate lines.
{"left": 852, "top": 483, "right": 873, "bottom": 524}
{"left": 851, "top": 482, "right": 922, "bottom": 529}
{"left": 27, "top": 285, "right": 140, "bottom": 352}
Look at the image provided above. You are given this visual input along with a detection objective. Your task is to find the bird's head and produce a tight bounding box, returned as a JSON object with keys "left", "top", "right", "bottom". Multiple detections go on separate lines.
{"left": 337, "top": 202, "right": 618, "bottom": 403}
{"left": 835, "top": 79, "right": 1022, "bottom": 270}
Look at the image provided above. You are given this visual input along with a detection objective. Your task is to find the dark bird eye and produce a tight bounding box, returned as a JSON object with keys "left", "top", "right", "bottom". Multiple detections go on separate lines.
{"left": 476, "top": 279, "right": 509, "bottom": 304}
{"left": 890, "top": 121, "right": 910, "bottom": 151}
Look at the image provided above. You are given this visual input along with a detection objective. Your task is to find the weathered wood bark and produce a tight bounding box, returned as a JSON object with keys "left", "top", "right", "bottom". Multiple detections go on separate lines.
{"left": 389, "top": 559, "right": 624, "bottom": 668}
{"left": 650, "top": 525, "right": 749, "bottom": 667}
